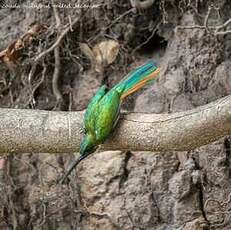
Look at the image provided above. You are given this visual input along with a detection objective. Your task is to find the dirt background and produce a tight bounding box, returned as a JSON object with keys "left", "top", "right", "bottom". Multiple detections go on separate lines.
{"left": 0, "top": 0, "right": 231, "bottom": 229}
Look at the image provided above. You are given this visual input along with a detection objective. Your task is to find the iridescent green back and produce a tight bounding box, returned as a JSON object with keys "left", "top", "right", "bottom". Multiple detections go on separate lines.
{"left": 94, "top": 89, "right": 121, "bottom": 143}
{"left": 83, "top": 85, "right": 107, "bottom": 133}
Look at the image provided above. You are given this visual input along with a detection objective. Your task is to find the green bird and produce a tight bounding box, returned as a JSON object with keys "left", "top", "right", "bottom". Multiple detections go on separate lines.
{"left": 61, "top": 61, "right": 160, "bottom": 183}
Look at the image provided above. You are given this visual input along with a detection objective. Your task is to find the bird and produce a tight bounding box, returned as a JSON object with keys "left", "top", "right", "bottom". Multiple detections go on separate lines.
{"left": 60, "top": 61, "right": 160, "bottom": 183}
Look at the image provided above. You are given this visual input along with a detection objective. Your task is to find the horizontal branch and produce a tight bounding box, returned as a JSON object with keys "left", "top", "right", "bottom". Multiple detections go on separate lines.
{"left": 0, "top": 95, "right": 230, "bottom": 154}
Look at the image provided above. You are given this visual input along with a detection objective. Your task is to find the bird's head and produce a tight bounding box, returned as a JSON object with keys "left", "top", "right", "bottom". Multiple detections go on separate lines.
{"left": 80, "top": 134, "right": 96, "bottom": 156}
{"left": 59, "top": 134, "right": 97, "bottom": 184}
{"left": 73, "top": 134, "right": 97, "bottom": 166}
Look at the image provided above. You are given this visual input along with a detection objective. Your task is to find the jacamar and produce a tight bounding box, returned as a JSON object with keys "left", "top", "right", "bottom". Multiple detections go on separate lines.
{"left": 60, "top": 61, "right": 160, "bottom": 183}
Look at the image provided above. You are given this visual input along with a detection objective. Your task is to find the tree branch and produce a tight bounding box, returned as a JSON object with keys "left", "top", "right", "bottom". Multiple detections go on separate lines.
{"left": 0, "top": 95, "right": 230, "bottom": 154}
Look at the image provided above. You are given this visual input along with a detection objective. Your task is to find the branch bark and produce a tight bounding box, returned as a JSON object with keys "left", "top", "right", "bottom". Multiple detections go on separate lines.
{"left": 0, "top": 95, "right": 230, "bottom": 155}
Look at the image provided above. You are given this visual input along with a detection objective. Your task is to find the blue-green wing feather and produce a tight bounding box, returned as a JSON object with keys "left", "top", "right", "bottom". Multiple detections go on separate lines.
{"left": 94, "top": 89, "right": 121, "bottom": 143}
{"left": 84, "top": 85, "right": 107, "bottom": 133}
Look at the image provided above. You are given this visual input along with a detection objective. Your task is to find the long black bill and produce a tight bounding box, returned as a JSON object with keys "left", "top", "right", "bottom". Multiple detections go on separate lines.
{"left": 60, "top": 152, "right": 92, "bottom": 184}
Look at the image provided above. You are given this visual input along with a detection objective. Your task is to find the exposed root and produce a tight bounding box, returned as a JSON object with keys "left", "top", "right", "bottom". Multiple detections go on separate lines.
{"left": 52, "top": 0, "right": 63, "bottom": 109}
{"left": 34, "top": 18, "right": 81, "bottom": 63}
{"left": 176, "top": 5, "right": 231, "bottom": 37}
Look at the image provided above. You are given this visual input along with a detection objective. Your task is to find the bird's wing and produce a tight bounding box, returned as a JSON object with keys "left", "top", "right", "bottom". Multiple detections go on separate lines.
{"left": 94, "top": 89, "right": 121, "bottom": 143}
{"left": 84, "top": 85, "right": 107, "bottom": 133}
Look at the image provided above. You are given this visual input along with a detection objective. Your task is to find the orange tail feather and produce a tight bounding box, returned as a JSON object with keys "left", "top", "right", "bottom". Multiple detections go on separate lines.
{"left": 121, "top": 67, "right": 160, "bottom": 100}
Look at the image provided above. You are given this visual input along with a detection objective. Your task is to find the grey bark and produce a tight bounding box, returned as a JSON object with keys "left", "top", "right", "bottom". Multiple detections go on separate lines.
{"left": 0, "top": 94, "right": 230, "bottom": 154}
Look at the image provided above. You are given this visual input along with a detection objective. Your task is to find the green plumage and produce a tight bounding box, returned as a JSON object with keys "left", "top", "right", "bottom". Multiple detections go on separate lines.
{"left": 60, "top": 61, "right": 160, "bottom": 183}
